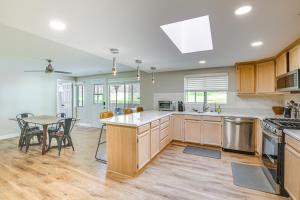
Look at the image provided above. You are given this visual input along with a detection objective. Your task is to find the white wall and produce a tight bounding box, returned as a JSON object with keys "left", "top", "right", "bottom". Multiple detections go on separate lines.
{"left": 0, "top": 66, "right": 73, "bottom": 138}
{"left": 151, "top": 67, "right": 284, "bottom": 115}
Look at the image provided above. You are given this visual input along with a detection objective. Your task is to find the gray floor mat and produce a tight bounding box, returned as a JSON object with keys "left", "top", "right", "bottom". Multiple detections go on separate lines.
{"left": 231, "top": 162, "right": 275, "bottom": 194}
{"left": 183, "top": 146, "right": 221, "bottom": 159}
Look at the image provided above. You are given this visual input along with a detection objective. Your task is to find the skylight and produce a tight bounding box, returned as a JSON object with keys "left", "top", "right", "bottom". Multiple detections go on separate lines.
{"left": 160, "top": 15, "right": 213, "bottom": 54}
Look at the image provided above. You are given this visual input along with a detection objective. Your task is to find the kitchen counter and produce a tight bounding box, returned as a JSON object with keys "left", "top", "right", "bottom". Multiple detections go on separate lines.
{"left": 101, "top": 110, "right": 278, "bottom": 127}
{"left": 284, "top": 129, "right": 300, "bottom": 142}
{"left": 172, "top": 111, "right": 276, "bottom": 121}
{"left": 100, "top": 110, "right": 172, "bottom": 127}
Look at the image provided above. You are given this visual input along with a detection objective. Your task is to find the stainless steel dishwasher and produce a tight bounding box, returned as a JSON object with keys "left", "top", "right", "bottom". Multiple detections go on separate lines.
{"left": 223, "top": 117, "right": 255, "bottom": 154}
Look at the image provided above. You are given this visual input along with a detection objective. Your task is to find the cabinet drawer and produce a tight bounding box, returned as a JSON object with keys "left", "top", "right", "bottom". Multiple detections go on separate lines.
{"left": 160, "top": 135, "right": 170, "bottom": 150}
{"left": 160, "top": 126, "right": 169, "bottom": 141}
{"left": 160, "top": 116, "right": 170, "bottom": 123}
{"left": 184, "top": 115, "right": 202, "bottom": 121}
{"left": 160, "top": 121, "right": 169, "bottom": 130}
{"left": 138, "top": 123, "right": 150, "bottom": 134}
{"left": 151, "top": 120, "right": 160, "bottom": 128}
{"left": 286, "top": 135, "right": 300, "bottom": 153}
{"left": 202, "top": 116, "right": 222, "bottom": 122}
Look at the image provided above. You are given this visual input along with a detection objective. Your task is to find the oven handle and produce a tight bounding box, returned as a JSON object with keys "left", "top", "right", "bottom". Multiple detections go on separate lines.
{"left": 262, "top": 128, "right": 282, "bottom": 143}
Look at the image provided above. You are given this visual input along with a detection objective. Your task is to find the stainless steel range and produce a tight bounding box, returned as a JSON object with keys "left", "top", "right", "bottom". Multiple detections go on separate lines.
{"left": 262, "top": 118, "right": 300, "bottom": 195}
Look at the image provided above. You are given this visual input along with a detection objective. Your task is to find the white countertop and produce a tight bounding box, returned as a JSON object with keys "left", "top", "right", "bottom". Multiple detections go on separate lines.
{"left": 172, "top": 111, "right": 276, "bottom": 121}
{"left": 100, "top": 111, "right": 172, "bottom": 127}
{"left": 284, "top": 129, "right": 300, "bottom": 142}
{"left": 100, "top": 110, "right": 280, "bottom": 127}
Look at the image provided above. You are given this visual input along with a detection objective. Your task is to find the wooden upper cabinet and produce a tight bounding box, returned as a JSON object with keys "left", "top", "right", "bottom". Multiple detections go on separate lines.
{"left": 236, "top": 64, "right": 255, "bottom": 94}
{"left": 289, "top": 45, "right": 300, "bottom": 72}
{"left": 276, "top": 53, "right": 287, "bottom": 77}
{"left": 256, "top": 61, "right": 276, "bottom": 93}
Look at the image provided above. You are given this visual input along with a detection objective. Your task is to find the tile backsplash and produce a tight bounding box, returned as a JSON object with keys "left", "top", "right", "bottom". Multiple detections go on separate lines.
{"left": 153, "top": 92, "right": 284, "bottom": 114}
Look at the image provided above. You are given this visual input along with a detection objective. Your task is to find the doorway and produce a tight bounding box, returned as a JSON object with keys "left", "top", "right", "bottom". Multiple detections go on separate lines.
{"left": 57, "top": 80, "right": 74, "bottom": 117}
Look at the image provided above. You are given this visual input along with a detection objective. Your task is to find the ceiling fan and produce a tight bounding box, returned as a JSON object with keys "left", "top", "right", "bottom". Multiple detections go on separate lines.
{"left": 24, "top": 59, "right": 72, "bottom": 74}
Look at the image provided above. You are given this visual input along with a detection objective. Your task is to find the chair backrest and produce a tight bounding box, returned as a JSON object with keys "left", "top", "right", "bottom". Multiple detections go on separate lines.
{"left": 56, "top": 113, "right": 66, "bottom": 118}
{"left": 123, "top": 108, "right": 133, "bottom": 115}
{"left": 58, "top": 118, "right": 76, "bottom": 136}
{"left": 16, "top": 113, "right": 34, "bottom": 119}
{"left": 16, "top": 118, "right": 29, "bottom": 134}
{"left": 136, "top": 107, "right": 144, "bottom": 112}
{"left": 99, "top": 111, "right": 114, "bottom": 119}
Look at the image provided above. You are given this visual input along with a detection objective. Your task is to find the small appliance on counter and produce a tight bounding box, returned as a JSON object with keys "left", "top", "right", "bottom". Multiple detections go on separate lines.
{"left": 158, "top": 101, "right": 176, "bottom": 111}
{"left": 284, "top": 107, "right": 291, "bottom": 118}
{"left": 178, "top": 101, "right": 185, "bottom": 112}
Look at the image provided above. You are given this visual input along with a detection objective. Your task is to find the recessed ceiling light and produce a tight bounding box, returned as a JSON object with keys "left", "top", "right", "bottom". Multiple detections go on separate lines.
{"left": 49, "top": 20, "right": 66, "bottom": 31}
{"left": 251, "top": 41, "right": 263, "bottom": 47}
{"left": 160, "top": 15, "right": 213, "bottom": 54}
{"left": 199, "top": 60, "right": 206, "bottom": 64}
{"left": 235, "top": 6, "right": 252, "bottom": 15}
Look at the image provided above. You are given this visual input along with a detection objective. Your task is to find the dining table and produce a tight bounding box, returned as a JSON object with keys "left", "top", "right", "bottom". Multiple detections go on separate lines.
{"left": 22, "top": 115, "right": 62, "bottom": 155}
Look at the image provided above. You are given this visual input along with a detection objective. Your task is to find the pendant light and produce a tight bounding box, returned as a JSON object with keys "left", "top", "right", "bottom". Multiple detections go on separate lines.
{"left": 150, "top": 67, "right": 156, "bottom": 84}
{"left": 110, "top": 48, "right": 119, "bottom": 76}
{"left": 135, "top": 59, "right": 142, "bottom": 81}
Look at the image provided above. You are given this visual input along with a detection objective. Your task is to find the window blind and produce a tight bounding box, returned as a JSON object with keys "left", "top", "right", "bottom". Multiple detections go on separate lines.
{"left": 184, "top": 73, "right": 228, "bottom": 91}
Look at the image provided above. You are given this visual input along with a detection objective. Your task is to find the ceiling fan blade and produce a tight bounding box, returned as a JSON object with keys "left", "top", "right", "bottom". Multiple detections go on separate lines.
{"left": 24, "top": 70, "right": 45, "bottom": 73}
{"left": 54, "top": 71, "right": 72, "bottom": 74}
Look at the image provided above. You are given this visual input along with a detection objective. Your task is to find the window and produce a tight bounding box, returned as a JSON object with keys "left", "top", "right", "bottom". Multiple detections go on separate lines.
{"left": 77, "top": 84, "right": 84, "bottom": 107}
{"left": 184, "top": 73, "right": 228, "bottom": 104}
{"left": 109, "top": 81, "right": 140, "bottom": 111}
{"left": 93, "top": 84, "right": 104, "bottom": 104}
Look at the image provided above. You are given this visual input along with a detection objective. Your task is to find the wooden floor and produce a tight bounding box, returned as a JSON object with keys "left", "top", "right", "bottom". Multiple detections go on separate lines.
{"left": 0, "top": 127, "right": 287, "bottom": 200}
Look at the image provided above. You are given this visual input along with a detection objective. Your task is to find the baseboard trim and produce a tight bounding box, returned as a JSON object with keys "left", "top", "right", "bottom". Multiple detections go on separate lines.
{"left": 77, "top": 122, "right": 99, "bottom": 128}
{"left": 0, "top": 133, "right": 19, "bottom": 140}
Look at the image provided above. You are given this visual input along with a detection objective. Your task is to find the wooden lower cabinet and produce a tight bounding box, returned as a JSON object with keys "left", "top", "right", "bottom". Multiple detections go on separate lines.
{"left": 184, "top": 120, "right": 201, "bottom": 143}
{"left": 137, "top": 130, "right": 151, "bottom": 170}
{"left": 285, "top": 135, "right": 300, "bottom": 200}
{"left": 150, "top": 127, "right": 160, "bottom": 158}
{"left": 172, "top": 115, "right": 184, "bottom": 141}
{"left": 255, "top": 119, "right": 263, "bottom": 155}
{"left": 201, "top": 121, "right": 222, "bottom": 146}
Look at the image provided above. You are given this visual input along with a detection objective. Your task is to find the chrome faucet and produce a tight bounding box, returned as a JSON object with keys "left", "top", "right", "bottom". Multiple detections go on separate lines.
{"left": 203, "top": 102, "right": 210, "bottom": 112}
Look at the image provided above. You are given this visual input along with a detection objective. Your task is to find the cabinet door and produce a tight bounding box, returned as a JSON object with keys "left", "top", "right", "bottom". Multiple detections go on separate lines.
{"left": 184, "top": 120, "right": 201, "bottom": 143}
{"left": 201, "top": 121, "right": 222, "bottom": 146}
{"left": 256, "top": 61, "right": 276, "bottom": 93}
{"left": 236, "top": 64, "right": 255, "bottom": 94}
{"left": 138, "top": 130, "right": 151, "bottom": 169}
{"left": 172, "top": 115, "right": 184, "bottom": 141}
{"left": 255, "top": 119, "right": 263, "bottom": 156}
{"left": 284, "top": 144, "right": 300, "bottom": 200}
{"left": 276, "top": 53, "right": 287, "bottom": 77}
{"left": 150, "top": 127, "right": 160, "bottom": 158}
{"left": 290, "top": 45, "right": 300, "bottom": 72}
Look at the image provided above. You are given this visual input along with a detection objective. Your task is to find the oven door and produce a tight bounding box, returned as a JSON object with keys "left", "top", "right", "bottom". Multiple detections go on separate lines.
{"left": 262, "top": 128, "right": 282, "bottom": 193}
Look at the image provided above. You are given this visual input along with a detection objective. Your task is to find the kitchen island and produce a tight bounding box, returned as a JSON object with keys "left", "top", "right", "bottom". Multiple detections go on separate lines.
{"left": 101, "top": 111, "right": 173, "bottom": 177}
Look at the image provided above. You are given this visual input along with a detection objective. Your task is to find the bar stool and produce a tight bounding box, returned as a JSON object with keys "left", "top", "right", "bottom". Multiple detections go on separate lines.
{"left": 95, "top": 111, "right": 113, "bottom": 163}
{"left": 136, "top": 107, "right": 144, "bottom": 112}
{"left": 123, "top": 108, "right": 133, "bottom": 114}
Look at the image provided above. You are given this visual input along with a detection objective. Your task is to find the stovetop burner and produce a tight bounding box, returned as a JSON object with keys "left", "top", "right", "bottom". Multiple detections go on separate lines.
{"left": 264, "top": 118, "right": 300, "bottom": 130}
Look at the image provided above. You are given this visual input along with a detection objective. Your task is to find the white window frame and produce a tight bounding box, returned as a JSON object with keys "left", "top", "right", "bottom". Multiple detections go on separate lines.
{"left": 184, "top": 73, "right": 228, "bottom": 104}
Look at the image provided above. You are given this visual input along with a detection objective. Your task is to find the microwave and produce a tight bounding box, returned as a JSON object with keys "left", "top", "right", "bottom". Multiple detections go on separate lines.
{"left": 277, "top": 69, "right": 300, "bottom": 92}
{"left": 158, "top": 101, "right": 176, "bottom": 111}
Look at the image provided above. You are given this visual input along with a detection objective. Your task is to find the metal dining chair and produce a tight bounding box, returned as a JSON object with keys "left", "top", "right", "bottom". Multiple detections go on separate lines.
{"left": 48, "top": 118, "right": 76, "bottom": 156}
{"left": 16, "top": 118, "right": 43, "bottom": 152}
{"left": 136, "top": 107, "right": 144, "bottom": 112}
{"left": 95, "top": 111, "right": 113, "bottom": 163}
{"left": 16, "top": 113, "right": 39, "bottom": 131}
{"left": 123, "top": 108, "right": 133, "bottom": 115}
{"left": 48, "top": 113, "right": 67, "bottom": 134}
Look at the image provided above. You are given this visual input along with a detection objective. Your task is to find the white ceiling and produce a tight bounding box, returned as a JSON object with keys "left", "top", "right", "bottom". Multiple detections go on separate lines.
{"left": 0, "top": 0, "right": 299, "bottom": 76}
